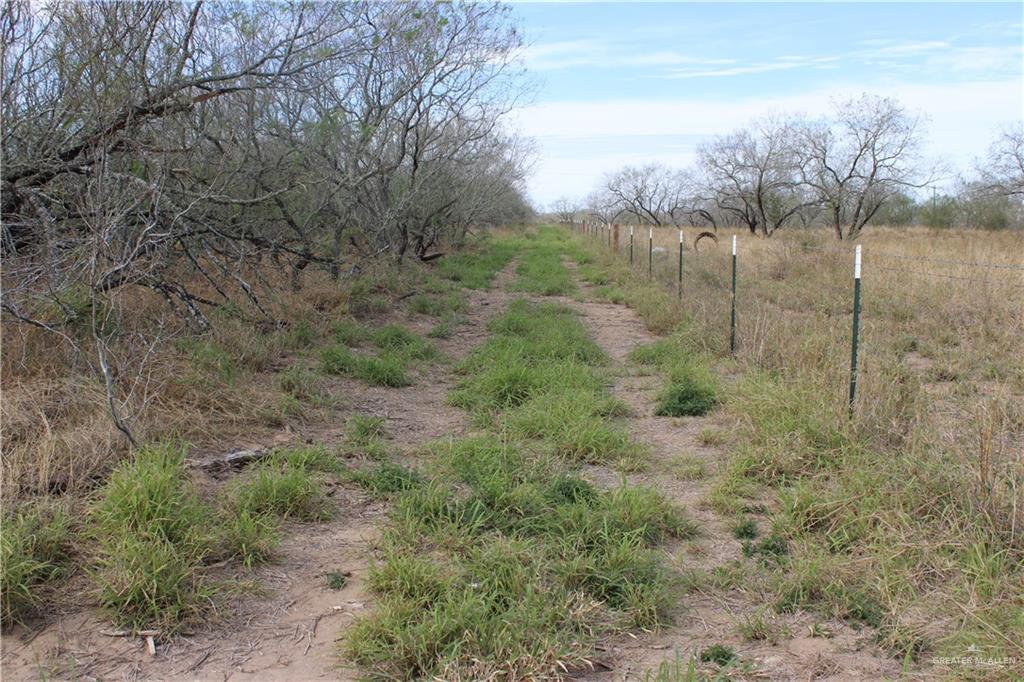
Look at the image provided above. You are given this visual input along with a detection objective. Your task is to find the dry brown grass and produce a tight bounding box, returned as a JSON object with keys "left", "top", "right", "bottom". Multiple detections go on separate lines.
{"left": 0, "top": 258, "right": 428, "bottom": 501}
{"left": 577, "top": 224, "right": 1024, "bottom": 672}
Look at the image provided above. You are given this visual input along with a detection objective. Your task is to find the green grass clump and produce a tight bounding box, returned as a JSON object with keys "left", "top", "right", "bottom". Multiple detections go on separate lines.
{"left": 427, "top": 315, "right": 461, "bottom": 339}
{"left": 502, "top": 387, "right": 645, "bottom": 468}
{"left": 90, "top": 444, "right": 214, "bottom": 631}
{"left": 271, "top": 445, "right": 341, "bottom": 474}
{"left": 408, "top": 291, "right": 467, "bottom": 318}
{"left": 88, "top": 443, "right": 333, "bottom": 629}
{"left": 372, "top": 325, "right": 436, "bottom": 361}
{"left": 506, "top": 228, "right": 579, "bottom": 296}
{"left": 352, "top": 462, "right": 422, "bottom": 495}
{"left": 320, "top": 343, "right": 362, "bottom": 376}
{"left": 435, "top": 240, "right": 516, "bottom": 289}
{"left": 347, "top": 434, "right": 695, "bottom": 678}
{"left": 215, "top": 510, "right": 279, "bottom": 568}
{"left": 511, "top": 251, "right": 576, "bottom": 296}
{"left": 332, "top": 319, "right": 369, "bottom": 346}
{"left": 359, "top": 352, "right": 412, "bottom": 387}
{"left": 451, "top": 300, "right": 605, "bottom": 408}
{"left": 732, "top": 517, "right": 759, "bottom": 540}
{"left": 654, "top": 361, "right": 718, "bottom": 417}
{"left": 228, "top": 460, "right": 330, "bottom": 522}
{"left": 699, "top": 643, "right": 737, "bottom": 666}
{"left": 326, "top": 570, "right": 349, "bottom": 590}
{"left": 1, "top": 500, "right": 71, "bottom": 626}
{"left": 321, "top": 325, "right": 433, "bottom": 387}
{"left": 349, "top": 414, "right": 386, "bottom": 444}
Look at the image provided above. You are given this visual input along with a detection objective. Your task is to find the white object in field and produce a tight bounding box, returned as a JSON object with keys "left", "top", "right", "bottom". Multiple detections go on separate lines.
{"left": 630, "top": 225, "right": 634, "bottom": 236}
{"left": 649, "top": 227, "right": 653, "bottom": 240}
{"left": 854, "top": 244, "right": 862, "bottom": 279}
{"left": 732, "top": 235, "right": 737, "bottom": 255}
{"left": 652, "top": 246, "right": 668, "bottom": 255}
{"left": 679, "top": 230, "right": 683, "bottom": 244}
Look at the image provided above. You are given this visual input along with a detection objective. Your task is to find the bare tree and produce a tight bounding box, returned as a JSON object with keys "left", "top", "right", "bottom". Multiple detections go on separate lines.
{"left": 1, "top": 0, "right": 531, "bottom": 442}
{"left": 797, "top": 95, "right": 928, "bottom": 240}
{"left": 699, "top": 117, "right": 811, "bottom": 237}
{"left": 978, "top": 125, "right": 1024, "bottom": 199}
{"left": 583, "top": 187, "right": 624, "bottom": 226}
{"left": 604, "top": 164, "right": 673, "bottom": 225}
{"left": 550, "top": 197, "right": 579, "bottom": 224}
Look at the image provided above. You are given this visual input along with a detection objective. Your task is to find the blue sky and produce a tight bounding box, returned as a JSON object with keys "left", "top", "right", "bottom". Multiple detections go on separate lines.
{"left": 505, "top": 2, "right": 1024, "bottom": 206}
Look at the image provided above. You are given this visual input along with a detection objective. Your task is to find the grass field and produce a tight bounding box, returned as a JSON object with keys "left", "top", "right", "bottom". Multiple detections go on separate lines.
{"left": 574, "top": 223, "right": 1024, "bottom": 670}
{"left": 2, "top": 223, "right": 1022, "bottom": 679}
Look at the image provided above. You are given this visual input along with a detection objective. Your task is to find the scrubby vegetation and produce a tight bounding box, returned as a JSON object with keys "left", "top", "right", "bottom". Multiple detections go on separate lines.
{"left": 346, "top": 270, "right": 694, "bottom": 677}
{"left": 569, "top": 224, "right": 1024, "bottom": 672}
{"left": 451, "top": 298, "right": 644, "bottom": 469}
{"left": 320, "top": 323, "right": 437, "bottom": 387}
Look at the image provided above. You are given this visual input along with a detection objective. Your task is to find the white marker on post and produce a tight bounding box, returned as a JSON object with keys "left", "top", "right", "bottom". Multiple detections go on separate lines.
{"left": 649, "top": 227, "right": 653, "bottom": 240}
{"left": 732, "top": 235, "right": 737, "bottom": 255}
{"left": 854, "top": 244, "right": 862, "bottom": 279}
{"left": 630, "top": 225, "right": 634, "bottom": 236}
{"left": 679, "top": 229, "right": 683, "bottom": 244}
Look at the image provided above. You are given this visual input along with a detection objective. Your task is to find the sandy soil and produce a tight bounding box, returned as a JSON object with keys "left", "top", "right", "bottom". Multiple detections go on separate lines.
{"left": 0, "top": 264, "right": 520, "bottom": 682}
{"left": 1, "top": 259, "right": 915, "bottom": 681}
{"left": 561, "top": 276, "right": 909, "bottom": 681}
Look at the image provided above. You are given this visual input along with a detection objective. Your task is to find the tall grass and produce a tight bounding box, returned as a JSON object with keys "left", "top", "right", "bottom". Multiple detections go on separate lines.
{"left": 1, "top": 499, "right": 71, "bottom": 625}
{"left": 347, "top": 295, "right": 694, "bottom": 678}
{"left": 570, "top": 224, "right": 1024, "bottom": 670}
{"left": 347, "top": 435, "right": 695, "bottom": 679}
{"left": 451, "top": 299, "right": 644, "bottom": 468}
{"left": 86, "top": 443, "right": 333, "bottom": 630}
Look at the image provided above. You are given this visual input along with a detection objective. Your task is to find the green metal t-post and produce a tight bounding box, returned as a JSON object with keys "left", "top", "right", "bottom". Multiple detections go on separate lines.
{"left": 677, "top": 229, "right": 684, "bottom": 301}
{"left": 848, "top": 245, "right": 862, "bottom": 416}
{"left": 730, "top": 235, "right": 737, "bottom": 354}
{"left": 648, "top": 227, "right": 653, "bottom": 279}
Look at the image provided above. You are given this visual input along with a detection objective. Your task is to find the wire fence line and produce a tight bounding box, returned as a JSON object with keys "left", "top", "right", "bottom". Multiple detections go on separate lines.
{"left": 572, "top": 221, "right": 1023, "bottom": 416}
{"left": 579, "top": 221, "right": 1024, "bottom": 271}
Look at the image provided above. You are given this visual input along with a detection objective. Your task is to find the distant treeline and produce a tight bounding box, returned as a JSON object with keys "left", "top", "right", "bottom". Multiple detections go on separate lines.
{"left": 552, "top": 96, "right": 1023, "bottom": 238}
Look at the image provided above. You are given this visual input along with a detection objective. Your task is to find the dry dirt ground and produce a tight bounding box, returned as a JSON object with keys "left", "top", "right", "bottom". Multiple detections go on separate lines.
{"left": 2, "top": 261, "right": 912, "bottom": 681}
{"left": 560, "top": 276, "right": 910, "bottom": 682}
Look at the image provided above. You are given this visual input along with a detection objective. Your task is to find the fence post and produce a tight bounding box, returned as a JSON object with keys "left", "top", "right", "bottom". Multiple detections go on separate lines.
{"left": 848, "top": 245, "right": 862, "bottom": 416}
{"left": 730, "top": 235, "right": 737, "bottom": 354}
{"left": 677, "top": 229, "right": 684, "bottom": 301}
{"left": 629, "top": 226, "right": 634, "bottom": 265}
{"left": 648, "top": 227, "right": 653, "bottom": 279}
{"left": 613, "top": 224, "right": 620, "bottom": 254}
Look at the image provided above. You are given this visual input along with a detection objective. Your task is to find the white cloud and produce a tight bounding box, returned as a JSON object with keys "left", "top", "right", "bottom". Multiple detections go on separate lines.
{"left": 662, "top": 56, "right": 839, "bottom": 79}
{"left": 513, "top": 79, "right": 1024, "bottom": 204}
{"left": 867, "top": 40, "right": 951, "bottom": 56}
{"left": 517, "top": 39, "right": 738, "bottom": 71}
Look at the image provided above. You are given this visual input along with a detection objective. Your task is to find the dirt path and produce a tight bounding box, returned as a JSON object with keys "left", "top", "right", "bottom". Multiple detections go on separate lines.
{"left": 0, "top": 263, "right": 521, "bottom": 682}
{"left": 563, "top": 277, "right": 906, "bottom": 681}
{"left": 2, "top": 260, "right": 907, "bottom": 681}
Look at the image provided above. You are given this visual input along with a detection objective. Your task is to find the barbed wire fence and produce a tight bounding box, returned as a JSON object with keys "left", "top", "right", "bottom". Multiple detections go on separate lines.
{"left": 570, "top": 220, "right": 1024, "bottom": 417}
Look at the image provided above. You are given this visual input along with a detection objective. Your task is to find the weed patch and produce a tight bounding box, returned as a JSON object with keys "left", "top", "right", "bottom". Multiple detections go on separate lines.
{"left": 655, "top": 362, "right": 718, "bottom": 417}
{"left": 347, "top": 295, "right": 693, "bottom": 678}
{"left": 435, "top": 240, "right": 516, "bottom": 289}
{"left": 321, "top": 324, "right": 434, "bottom": 387}
{"left": 1, "top": 500, "right": 71, "bottom": 625}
